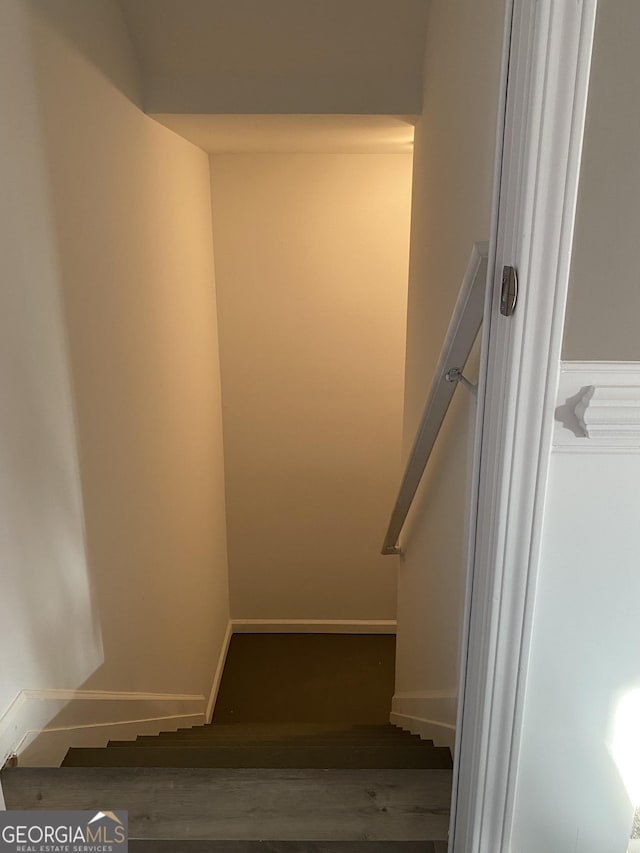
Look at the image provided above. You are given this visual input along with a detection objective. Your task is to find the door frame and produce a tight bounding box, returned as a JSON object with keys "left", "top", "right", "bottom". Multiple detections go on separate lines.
{"left": 451, "top": 1, "right": 598, "bottom": 851}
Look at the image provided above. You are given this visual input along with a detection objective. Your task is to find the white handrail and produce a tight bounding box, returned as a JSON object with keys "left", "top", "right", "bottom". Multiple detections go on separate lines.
{"left": 381, "top": 242, "right": 489, "bottom": 556}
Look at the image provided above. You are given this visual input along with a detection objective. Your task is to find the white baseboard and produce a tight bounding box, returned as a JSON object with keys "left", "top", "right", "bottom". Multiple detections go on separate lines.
{"left": 1, "top": 619, "right": 395, "bottom": 767}
{"left": 231, "top": 619, "right": 397, "bottom": 634}
{"left": 0, "top": 689, "right": 205, "bottom": 768}
{"left": 206, "top": 621, "right": 232, "bottom": 722}
{"left": 390, "top": 690, "right": 457, "bottom": 750}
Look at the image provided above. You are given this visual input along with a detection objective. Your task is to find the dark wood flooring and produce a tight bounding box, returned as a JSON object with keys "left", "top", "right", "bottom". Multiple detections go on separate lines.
{"left": 128, "top": 843, "right": 441, "bottom": 852}
{"left": 213, "top": 633, "right": 396, "bottom": 724}
{"left": 3, "top": 767, "right": 452, "bottom": 840}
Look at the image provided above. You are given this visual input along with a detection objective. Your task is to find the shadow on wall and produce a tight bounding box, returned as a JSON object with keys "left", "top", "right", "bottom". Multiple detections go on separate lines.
{"left": 12, "top": 674, "right": 205, "bottom": 768}
{"left": 26, "top": 0, "right": 142, "bottom": 106}
{"left": 4, "top": 0, "right": 232, "bottom": 740}
{"left": 0, "top": 0, "right": 104, "bottom": 754}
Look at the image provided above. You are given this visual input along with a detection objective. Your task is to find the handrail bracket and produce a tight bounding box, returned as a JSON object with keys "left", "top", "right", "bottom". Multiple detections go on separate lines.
{"left": 445, "top": 367, "right": 478, "bottom": 395}
{"left": 382, "top": 544, "right": 403, "bottom": 557}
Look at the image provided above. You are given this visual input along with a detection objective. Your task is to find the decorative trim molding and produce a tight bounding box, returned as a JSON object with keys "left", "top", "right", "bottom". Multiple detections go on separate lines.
{"left": 231, "top": 619, "right": 397, "bottom": 634}
{"left": 0, "top": 689, "right": 205, "bottom": 768}
{"left": 575, "top": 386, "right": 640, "bottom": 440}
{"left": 206, "top": 621, "right": 232, "bottom": 723}
{"left": 391, "top": 690, "right": 457, "bottom": 751}
{"left": 554, "top": 362, "right": 640, "bottom": 451}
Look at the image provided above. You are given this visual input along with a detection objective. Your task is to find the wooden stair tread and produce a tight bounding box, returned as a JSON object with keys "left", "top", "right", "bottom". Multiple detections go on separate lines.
{"left": 165, "top": 723, "right": 418, "bottom": 737}
{"left": 110, "top": 724, "right": 431, "bottom": 751}
{"left": 164, "top": 728, "right": 419, "bottom": 736}
{"left": 166, "top": 727, "right": 416, "bottom": 737}
{"left": 120, "top": 730, "right": 433, "bottom": 746}
{"left": 62, "top": 744, "right": 452, "bottom": 769}
{"left": 1, "top": 767, "right": 452, "bottom": 841}
{"left": 120, "top": 733, "right": 427, "bottom": 747}
{"left": 129, "top": 734, "right": 425, "bottom": 741}
{"left": 128, "top": 842, "right": 439, "bottom": 852}
{"left": 171, "top": 724, "right": 410, "bottom": 733}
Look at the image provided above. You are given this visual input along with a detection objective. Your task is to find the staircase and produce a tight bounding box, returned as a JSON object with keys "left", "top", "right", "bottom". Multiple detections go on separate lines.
{"left": 1, "top": 636, "right": 451, "bottom": 850}
{"left": 1, "top": 722, "right": 451, "bottom": 851}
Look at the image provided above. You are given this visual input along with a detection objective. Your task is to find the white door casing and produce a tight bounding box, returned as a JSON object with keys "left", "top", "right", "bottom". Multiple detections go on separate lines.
{"left": 451, "top": 2, "right": 598, "bottom": 852}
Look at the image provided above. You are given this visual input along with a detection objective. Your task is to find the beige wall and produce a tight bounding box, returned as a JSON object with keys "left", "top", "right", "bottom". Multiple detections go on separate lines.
{"left": 209, "top": 153, "right": 412, "bottom": 620}
{"left": 0, "top": 0, "right": 101, "bottom": 719}
{"left": 563, "top": 0, "right": 640, "bottom": 361}
{"left": 394, "top": 0, "right": 505, "bottom": 728}
{"left": 1, "top": 0, "right": 230, "bottom": 719}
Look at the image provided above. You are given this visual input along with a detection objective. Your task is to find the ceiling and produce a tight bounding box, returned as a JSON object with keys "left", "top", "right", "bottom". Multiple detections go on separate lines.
{"left": 151, "top": 114, "right": 416, "bottom": 154}
{"left": 118, "top": 0, "right": 430, "bottom": 116}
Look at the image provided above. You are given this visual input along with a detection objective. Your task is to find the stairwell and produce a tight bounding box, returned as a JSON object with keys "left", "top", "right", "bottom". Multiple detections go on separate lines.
{"left": 1, "top": 637, "right": 452, "bottom": 851}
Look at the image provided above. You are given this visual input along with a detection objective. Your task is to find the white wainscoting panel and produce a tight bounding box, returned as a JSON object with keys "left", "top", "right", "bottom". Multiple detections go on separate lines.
{"left": 511, "top": 358, "right": 640, "bottom": 852}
